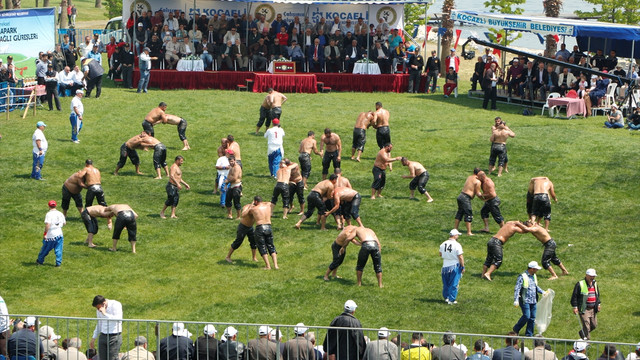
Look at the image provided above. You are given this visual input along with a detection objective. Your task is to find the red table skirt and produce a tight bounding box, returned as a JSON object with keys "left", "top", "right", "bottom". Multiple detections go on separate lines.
{"left": 132, "top": 70, "right": 249, "bottom": 90}
{"left": 252, "top": 73, "right": 318, "bottom": 93}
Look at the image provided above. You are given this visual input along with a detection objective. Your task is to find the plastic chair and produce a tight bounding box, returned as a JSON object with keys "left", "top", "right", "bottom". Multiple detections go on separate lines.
{"left": 541, "top": 92, "right": 561, "bottom": 116}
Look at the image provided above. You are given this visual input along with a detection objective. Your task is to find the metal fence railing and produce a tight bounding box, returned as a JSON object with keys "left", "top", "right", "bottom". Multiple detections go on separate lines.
{"left": 3, "top": 314, "right": 638, "bottom": 360}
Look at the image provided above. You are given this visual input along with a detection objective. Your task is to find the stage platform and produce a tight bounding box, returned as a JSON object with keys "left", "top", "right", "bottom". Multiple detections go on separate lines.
{"left": 132, "top": 70, "right": 430, "bottom": 93}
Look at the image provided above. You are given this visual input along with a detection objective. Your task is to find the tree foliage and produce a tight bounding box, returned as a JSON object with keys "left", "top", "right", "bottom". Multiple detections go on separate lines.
{"left": 575, "top": 0, "right": 640, "bottom": 24}
{"left": 103, "top": 0, "right": 121, "bottom": 19}
{"left": 404, "top": 3, "right": 426, "bottom": 41}
{"left": 483, "top": 0, "right": 524, "bottom": 49}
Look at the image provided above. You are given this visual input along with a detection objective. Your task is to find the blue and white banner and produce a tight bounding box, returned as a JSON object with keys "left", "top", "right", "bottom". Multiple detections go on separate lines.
{"left": 451, "top": 10, "right": 574, "bottom": 37}
{"left": 0, "top": 8, "right": 55, "bottom": 77}
{"left": 124, "top": 0, "right": 403, "bottom": 31}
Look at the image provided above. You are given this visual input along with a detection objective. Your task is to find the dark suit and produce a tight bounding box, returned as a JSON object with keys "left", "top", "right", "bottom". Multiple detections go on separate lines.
{"left": 344, "top": 45, "right": 362, "bottom": 72}
{"left": 232, "top": 43, "right": 249, "bottom": 70}
{"left": 218, "top": 43, "right": 234, "bottom": 70}
{"left": 307, "top": 44, "right": 324, "bottom": 72}
{"left": 369, "top": 45, "right": 390, "bottom": 73}
{"left": 250, "top": 42, "right": 269, "bottom": 71}
{"left": 270, "top": 43, "right": 286, "bottom": 60}
{"left": 159, "top": 335, "right": 195, "bottom": 360}
{"left": 541, "top": 70, "right": 559, "bottom": 98}
{"left": 491, "top": 346, "right": 522, "bottom": 360}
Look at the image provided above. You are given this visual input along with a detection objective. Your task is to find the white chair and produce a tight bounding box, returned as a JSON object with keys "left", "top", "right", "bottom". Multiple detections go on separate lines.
{"left": 592, "top": 82, "right": 618, "bottom": 116}
{"left": 541, "top": 92, "right": 561, "bottom": 116}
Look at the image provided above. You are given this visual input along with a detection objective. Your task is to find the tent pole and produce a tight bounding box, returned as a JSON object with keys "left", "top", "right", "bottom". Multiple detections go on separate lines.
{"left": 423, "top": 3, "right": 427, "bottom": 55}
{"left": 367, "top": 4, "right": 371, "bottom": 74}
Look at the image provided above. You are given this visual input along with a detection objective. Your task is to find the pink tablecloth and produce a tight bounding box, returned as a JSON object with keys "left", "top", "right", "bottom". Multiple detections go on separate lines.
{"left": 548, "top": 97, "right": 587, "bottom": 118}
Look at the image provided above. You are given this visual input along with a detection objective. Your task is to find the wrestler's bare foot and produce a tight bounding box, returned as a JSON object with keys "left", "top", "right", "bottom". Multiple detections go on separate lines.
{"left": 113, "top": 172, "right": 119, "bottom": 176}
{"left": 132, "top": 249, "right": 136, "bottom": 254}
{"left": 107, "top": 223, "right": 112, "bottom": 230}
{"left": 160, "top": 213, "right": 166, "bottom": 219}
{"left": 482, "top": 274, "right": 492, "bottom": 281}
{"left": 355, "top": 158, "right": 361, "bottom": 162}
{"left": 479, "top": 228, "right": 490, "bottom": 233}
{"left": 227, "top": 215, "right": 233, "bottom": 219}
{"left": 170, "top": 215, "right": 178, "bottom": 219}
{"left": 497, "top": 174, "right": 502, "bottom": 177}
{"left": 562, "top": 270, "right": 570, "bottom": 275}
{"left": 225, "top": 257, "right": 233, "bottom": 263}
{"left": 154, "top": 176, "right": 162, "bottom": 180}
{"left": 548, "top": 276, "right": 558, "bottom": 281}
{"left": 181, "top": 146, "right": 190, "bottom": 151}
{"left": 379, "top": 284, "right": 384, "bottom": 288}
{"left": 136, "top": 171, "right": 144, "bottom": 175}
{"left": 274, "top": 265, "right": 279, "bottom": 270}
{"left": 467, "top": 232, "right": 474, "bottom": 236}
{"left": 323, "top": 276, "right": 330, "bottom": 281}
{"left": 252, "top": 257, "right": 259, "bottom": 262}
{"left": 88, "top": 244, "right": 97, "bottom": 248}
{"left": 283, "top": 216, "right": 288, "bottom": 219}
{"left": 427, "top": 198, "right": 434, "bottom": 203}
{"left": 357, "top": 282, "right": 362, "bottom": 287}
{"left": 409, "top": 196, "right": 416, "bottom": 200}
{"left": 297, "top": 211, "right": 304, "bottom": 216}
{"left": 108, "top": 248, "right": 117, "bottom": 252}
{"left": 378, "top": 194, "right": 384, "bottom": 198}
{"left": 371, "top": 196, "right": 376, "bottom": 200}
{"left": 263, "top": 267, "right": 271, "bottom": 270}
{"left": 320, "top": 227, "right": 328, "bottom": 231}
{"left": 334, "top": 275, "right": 342, "bottom": 279}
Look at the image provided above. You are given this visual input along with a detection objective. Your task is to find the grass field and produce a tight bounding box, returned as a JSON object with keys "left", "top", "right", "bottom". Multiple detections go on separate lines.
{"left": 0, "top": 76, "right": 639, "bottom": 345}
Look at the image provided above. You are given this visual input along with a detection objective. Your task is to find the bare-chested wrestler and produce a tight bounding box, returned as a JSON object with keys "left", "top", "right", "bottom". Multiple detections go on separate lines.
{"left": 160, "top": 156, "right": 190, "bottom": 219}
{"left": 61, "top": 170, "right": 87, "bottom": 217}
{"left": 251, "top": 196, "right": 279, "bottom": 270}
{"left": 334, "top": 168, "right": 352, "bottom": 188}
{"left": 353, "top": 227, "right": 383, "bottom": 288}
{"left": 225, "top": 155, "right": 243, "bottom": 219}
{"left": 400, "top": 157, "right": 433, "bottom": 202}
{"left": 527, "top": 176, "right": 558, "bottom": 230}
{"left": 351, "top": 111, "right": 374, "bottom": 162}
{"left": 323, "top": 225, "right": 359, "bottom": 281}
{"left": 140, "top": 135, "right": 169, "bottom": 179}
{"left": 515, "top": 221, "right": 569, "bottom": 280}
{"left": 106, "top": 204, "right": 138, "bottom": 253}
{"left": 81, "top": 205, "right": 112, "bottom": 248}
{"left": 373, "top": 101, "right": 390, "bottom": 149}
{"left": 298, "top": 131, "right": 322, "bottom": 188}
{"left": 287, "top": 159, "right": 305, "bottom": 216}
{"left": 476, "top": 171, "right": 505, "bottom": 232}
{"left": 142, "top": 102, "right": 168, "bottom": 137}
{"left": 256, "top": 89, "right": 273, "bottom": 134}
{"left": 225, "top": 203, "right": 258, "bottom": 263}
{"left": 320, "top": 128, "right": 342, "bottom": 180}
{"left": 453, "top": 168, "right": 483, "bottom": 236}
{"left": 225, "top": 135, "right": 242, "bottom": 168}
{"left": 114, "top": 132, "right": 149, "bottom": 175}
{"left": 271, "top": 159, "right": 298, "bottom": 219}
{"left": 79, "top": 159, "right": 107, "bottom": 208}
{"left": 491, "top": 117, "right": 512, "bottom": 173}
{"left": 371, "top": 143, "right": 401, "bottom": 200}
{"left": 268, "top": 88, "right": 287, "bottom": 124}
{"left": 482, "top": 220, "right": 527, "bottom": 281}
{"left": 489, "top": 121, "right": 515, "bottom": 177}
{"left": 295, "top": 174, "right": 337, "bottom": 230}
{"left": 327, "top": 186, "right": 364, "bottom": 228}
{"left": 164, "top": 113, "right": 190, "bottom": 150}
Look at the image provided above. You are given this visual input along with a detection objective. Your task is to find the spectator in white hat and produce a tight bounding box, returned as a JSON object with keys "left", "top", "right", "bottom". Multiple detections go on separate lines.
{"left": 159, "top": 323, "right": 194, "bottom": 360}
{"left": 323, "top": 300, "right": 366, "bottom": 360}
{"left": 571, "top": 268, "right": 601, "bottom": 340}
{"left": 248, "top": 325, "right": 277, "bottom": 360}
{"left": 121, "top": 336, "right": 154, "bottom": 360}
{"left": 8, "top": 316, "right": 44, "bottom": 360}
{"left": 513, "top": 261, "right": 547, "bottom": 337}
{"left": 196, "top": 325, "right": 218, "bottom": 360}
{"left": 625, "top": 343, "right": 640, "bottom": 360}
{"left": 282, "top": 323, "right": 315, "bottom": 360}
{"left": 219, "top": 327, "right": 245, "bottom": 360}
{"left": 39, "top": 325, "right": 63, "bottom": 358}
{"left": 560, "top": 341, "right": 588, "bottom": 360}
{"left": 363, "top": 327, "right": 397, "bottom": 360}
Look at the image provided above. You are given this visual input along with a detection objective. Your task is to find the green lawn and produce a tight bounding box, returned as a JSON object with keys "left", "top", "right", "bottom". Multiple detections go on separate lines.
{"left": 0, "top": 79, "right": 639, "bottom": 345}
{"left": 20, "top": 0, "right": 109, "bottom": 23}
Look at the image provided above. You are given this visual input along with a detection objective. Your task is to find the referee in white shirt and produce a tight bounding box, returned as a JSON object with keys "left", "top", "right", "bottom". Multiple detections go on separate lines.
{"left": 90, "top": 295, "right": 123, "bottom": 360}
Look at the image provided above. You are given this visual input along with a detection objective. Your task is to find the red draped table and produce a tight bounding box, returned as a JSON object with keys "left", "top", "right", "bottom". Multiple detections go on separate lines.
{"left": 547, "top": 97, "right": 587, "bottom": 118}
{"left": 252, "top": 73, "right": 317, "bottom": 93}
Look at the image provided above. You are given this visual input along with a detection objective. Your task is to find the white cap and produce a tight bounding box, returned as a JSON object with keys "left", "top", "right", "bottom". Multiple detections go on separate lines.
{"left": 25, "top": 316, "right": 38, "bottom": 327}
{"left": 586, "top": 268, "right": 597, "bottom": 277}
{"left": 258, "top": 325, "right": 271, "bottom": 336}
{"left": 528, "top": 261, "right": 542, "bottom": 270}
{"left": 449, "top": 229, "right": 462, "bottom": 236}
{"left": 172, "top": 323, "right": 193, "bottom": 337}
{"left": 573, "top": 341, "right": 588, "bottom": 352}
{"left": 377, "top": 327, "right": 390, "bottom": 338}
{"left": 454, "top": 344, "right": 468, "bottom": 355}
{"left": 224, "top": 326, "right": 238, "bottom": 337}
{"left": 294, "top": 323, "right": 308, "bottom": 335}
{"left": 203, "top": 324, "right": 217, "bottom": 335}
{"left": 344, "top": 300, "right": 357, "bottom": 312}
{"left": 635, "top": 342, "right": 640, "bottom": 351}
{"left": 39, "top": 326, "right": 61, "bottom": 340}
{"left": 270, "top": 329, "right": 282, "bottom": 340}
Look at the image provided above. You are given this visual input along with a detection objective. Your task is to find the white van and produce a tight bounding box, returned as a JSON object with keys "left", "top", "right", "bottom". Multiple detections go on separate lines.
{"left": 101, "top": 16, "right": 126, "bottom": 43}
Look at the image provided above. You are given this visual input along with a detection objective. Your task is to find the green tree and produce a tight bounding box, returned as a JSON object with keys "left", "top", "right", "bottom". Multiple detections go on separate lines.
{"left": 103, "top": 0, "right": 121, "bottom": 19}
{"left": 544, "top": 0, "right": 562, "bottom": 57}
{"left": 404, "top": 3, "right": 426, "bottom": 40}
{"left": 483, "top": 0, "right": 525, "bottom": 50}
{"left": 575, "top": 0, "right": 640, "bottom": 24}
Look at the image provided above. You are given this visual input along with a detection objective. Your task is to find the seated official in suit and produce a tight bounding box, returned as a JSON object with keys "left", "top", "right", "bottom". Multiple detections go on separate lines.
{"left": 344, "top": 38, "right": 362, "bottom": 73}
{"left": 250, "top": 38, "right": 270, "bottom": 71}
{"left": 324, "top": 39, "right": 342, "bottom": 73}
{"left": 288, "top": 40, "right": 305, "bottom": 72}
{"left": 369, "top": 41, "right": 390, "bottom": 74}
{"left": 306, "top": 38, "right": 324, "bottom": 72}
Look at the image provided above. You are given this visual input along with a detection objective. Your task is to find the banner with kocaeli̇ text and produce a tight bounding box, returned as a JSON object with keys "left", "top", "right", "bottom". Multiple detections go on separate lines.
{"left": 0, "top": 8, "right": 55, "bottom": 77}
{"left": 124, "top": 0, "right": 403, "bottom": 31}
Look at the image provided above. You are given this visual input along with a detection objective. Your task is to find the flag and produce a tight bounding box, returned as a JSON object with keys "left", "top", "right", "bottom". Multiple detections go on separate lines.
{"left": 437, "top": 27, "right": 447, "bottom": 36}
{"left": 537, "top": 33, "right": 545, "bottom": 44}
{"left": 454, "top": 29, "right": 462, "bottom": 49}
{"left": 484, "top": 32, "right": 492, "bottom": 41}
{"left": 553, "top": 34, "right": 560, "bottom": 43}
{"left": 412, "top": 25, "right": 419, "bottom": 38}
{"left": 422, "top": 25, "right": 432, "bottom": 48}
{"left": 400, "top": 28, "right": 405, "bottom": 43}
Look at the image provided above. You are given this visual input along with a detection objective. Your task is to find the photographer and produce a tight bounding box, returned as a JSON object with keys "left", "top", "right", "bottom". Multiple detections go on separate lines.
{"left": 604, "top": 104, "right": 624, "bottom": 128}
{"left": 628, "top": 107, "right": 640, "bottom": 130}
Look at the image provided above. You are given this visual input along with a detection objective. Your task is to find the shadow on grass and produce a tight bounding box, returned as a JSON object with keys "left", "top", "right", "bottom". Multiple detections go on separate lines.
{"left": 469, "top": 271, "right": 519, "bottom": 278}
{"left": 13, "top": 174, "right": 31, "bottom": 179}
{"left": 415, "top": 297, "right": 449, "bottom": 304}
{"left": 196, "top": 189, "right": 215, "bottom": 196}
{"left": 633, "top": 311, "right": 640, "bottom": 317}
{"left": 147, "top": 213, "right": 163, "bottom": 218}
{"left": 216, "top": 259, "right": 260, "bottom": 268}
{"left": 316, "top": 275, "right": 355, "bottom": 285}
{"left": 199, "top": 201, "right": 219, "bottom": 208}
{"left": 245, "top": 173, "right": 275, "bottom": 179}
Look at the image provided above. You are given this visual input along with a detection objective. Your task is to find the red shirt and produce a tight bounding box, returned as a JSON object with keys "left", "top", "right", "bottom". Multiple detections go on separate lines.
{"left": 276, "top": 32, "right": 289, "bottom": 46}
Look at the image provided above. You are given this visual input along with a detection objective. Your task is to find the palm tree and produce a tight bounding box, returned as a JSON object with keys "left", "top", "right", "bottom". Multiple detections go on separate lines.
{"left": 544, "top": 0, "right": 562, "bottom": 56}
{"left": 440, "top": 0, "right": 455, "bottom": 73}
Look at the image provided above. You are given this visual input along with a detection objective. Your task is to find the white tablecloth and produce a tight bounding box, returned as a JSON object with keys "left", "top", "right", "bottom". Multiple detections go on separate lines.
{"left": 353, "top": 62, "right": 381, "bottom": 75}
{"left": 176, "top": 59, "right": 204, "bottom": 72}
